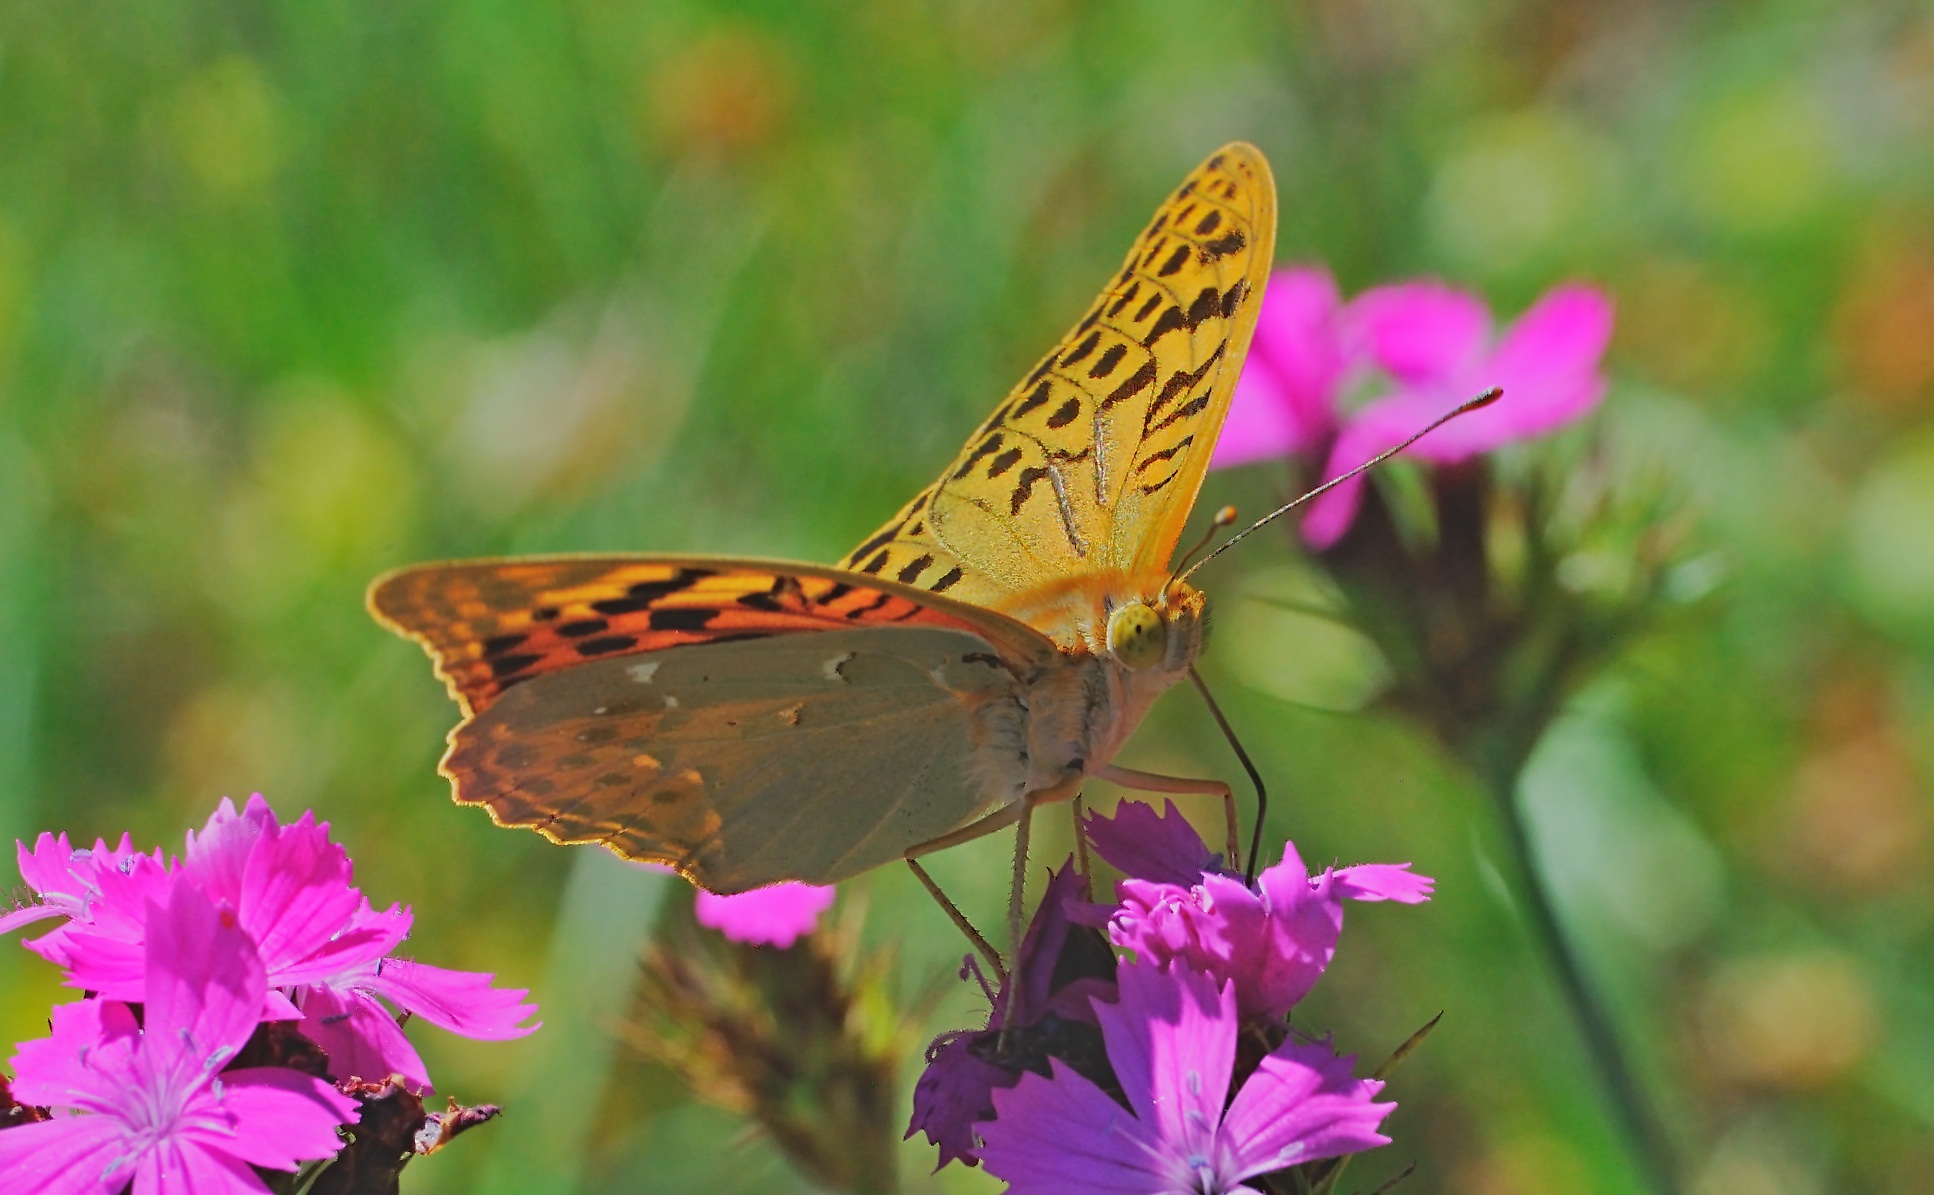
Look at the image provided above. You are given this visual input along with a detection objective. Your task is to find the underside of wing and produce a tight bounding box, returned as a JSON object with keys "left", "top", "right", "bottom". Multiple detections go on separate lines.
{"left": 839, "top": 143, "right": 1278, "bottom": 622}
{"left": 444, "top": 627, "right": 1034, "bottom": 891}
{"left": 369, "top": 555, "right": 1058, "bottom": 717}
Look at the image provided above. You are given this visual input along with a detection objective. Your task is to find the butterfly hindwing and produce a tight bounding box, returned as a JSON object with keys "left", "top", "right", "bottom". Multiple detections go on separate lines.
{"left": 369, "top": 556, "right": 1054, "bottom": 717}
{"left": 445, "top": 627, "right": 1036, "bottom": 891}
{"left": 840, "top": 143, "right": 1277, "bottom": 621}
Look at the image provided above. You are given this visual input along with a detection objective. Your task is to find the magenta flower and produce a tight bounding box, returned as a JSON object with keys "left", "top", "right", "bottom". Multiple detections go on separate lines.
{"left": 694, "top": 882, "right": 836, "bottom": 948}
{"left": 976, "top": 963, "right": 1394, "bottom": 1194}
{"left": 7, "top": 796, "right": 538, "bottom": 1091}
{"left": 0, "top": 833, "right": 170, "bottom": 951}
{"left": 1212, "top": 266, "right": 1614, "bottom": 548}
{"left": 907, "top": 863, "right": 1114, "bottom": 1169}
{"left": 1088, "top": 803, "right": 1432, "bottom": 1022}
{"left": 0, "top": 878, "right": 357, "bottom": 1193}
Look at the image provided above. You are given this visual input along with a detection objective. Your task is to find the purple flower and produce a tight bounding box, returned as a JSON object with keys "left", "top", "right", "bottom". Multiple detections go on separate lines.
{"left": 6, "top": 796, "right": 538, "bottom": 1091}
{"left": 0, "top": 878, "right": 357, "bottom": 1193}
{"left": 694, "top": 883, "right": 836, "bottom": 948}
{"left": 1212, "top": 266, "right": 1615, "bottom": 548}
{"left": 1090, "top": 803, "right": 1432, "bottom": 1022}
{"left": 1080, "top": 800, "right": 1228, "bottom": 887}
{"left": 907, "top": 863, "right": 1114, "bottom": 1169}
{"left": 976, "top": 963, "right": 1394, "bottom": 1194}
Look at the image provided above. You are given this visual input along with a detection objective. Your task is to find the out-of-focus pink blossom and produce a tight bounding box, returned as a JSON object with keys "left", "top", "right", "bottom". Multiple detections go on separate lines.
{"left": 1212, "top": 266, "right": 1615, "bottom": 548}
{"left": 694, "top": 883, "right": 836, "bottom": 948}
{"left": 0, "top": 880, "right": 357, "bottom": 1194}
{"left": 976, "top": 964, "right": 1393, "bottom": 1194}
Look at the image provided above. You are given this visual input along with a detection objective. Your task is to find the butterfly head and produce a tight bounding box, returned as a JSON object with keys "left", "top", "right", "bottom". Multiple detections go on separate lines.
{"left": 1105, "top": 583, "right": 1206, "bottom": 673}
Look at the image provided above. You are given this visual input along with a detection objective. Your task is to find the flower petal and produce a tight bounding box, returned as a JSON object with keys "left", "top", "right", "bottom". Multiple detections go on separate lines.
{"left": 143, "top": 878, "right": 268, "bottom": 1073}
{"left": 1081, "top": 800, "right": 1220, "bottom": 886}
{"left": 352, "top": 957, "right": 539, "bottom": 1042}
{"left": 1330, "top": 862, "right": 1434, "bottom": 903}
{"left": 214, "top": 1066, "right": 359, "bottom": 1169}
{"left": 693, "top": 882, "right": 833, "bottom": 948}
{"left": 296, "top": 983, "right": 432, "bottom": 1089}
{"left": 1213, "top": 267, "right": 1346, "bottom": 467}
{"left": 7, "top": 999, "right": 140, "bottom": 1110}
{"left": 1464, "top": 283, "right": 1613, "bottom": 445}
{"left": 0, "top": 1115, "right": 134, "bottom": 1195}
{"left": 1221, "top": 1040, "right": 1393, "bottom": 1177}
{"left": 977, "top": 1060, "right": 1172, "bottom": 1195}
{"left": 1344, "top": 280, "right": 1491, "bottom": 385}
{"left": 905, "top": 1030, "right": 1012, "bottom": 1170}
{"left": 1092, "top": 964, "right": 1236, "bottom": 1150}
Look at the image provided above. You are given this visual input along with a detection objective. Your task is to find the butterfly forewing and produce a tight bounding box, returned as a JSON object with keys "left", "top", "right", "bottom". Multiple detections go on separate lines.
{"left": 839, "top": 143, "right": 1277, "bottom": 627}
{"left": 444, "top": 627, "right": 1035, "bottom": 891}
{"left": 369, "top": 556, "right": 1052, "bottom": 716}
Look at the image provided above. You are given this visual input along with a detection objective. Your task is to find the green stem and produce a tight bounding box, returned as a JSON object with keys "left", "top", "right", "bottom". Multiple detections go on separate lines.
{"left": 1472, "top": 734, "right": 1682, "bottom": 1195}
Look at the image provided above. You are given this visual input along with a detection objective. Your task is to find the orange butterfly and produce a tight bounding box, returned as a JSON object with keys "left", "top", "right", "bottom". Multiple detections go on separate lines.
{"left": 370, "top": 144, "right": 1276, "bottom": 917}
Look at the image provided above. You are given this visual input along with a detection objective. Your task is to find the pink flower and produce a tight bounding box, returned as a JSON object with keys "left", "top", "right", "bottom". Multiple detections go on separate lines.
{"left": 0, "top": 833, "right": 170, "bottom": 951}
{"left": 694, "top": 883, "right": 835, "bottom": 948}
{"left": 0, "top": 878, "right": 357, "bottom": 1193}
{"left": 976, "top": 964, "right": 1393, "bottom": 1194}
{"left": 1215, "top": 267, "right": 1350, "bottom": 466}
{"left": 1212, "top": 266, "right": 1614, "bottom": 548}
{"left": 1089, "top": 804, "right": 1432, "bottom": 1022}
{"left": 7, "top": 796, "right": 538, "bottom": 1091}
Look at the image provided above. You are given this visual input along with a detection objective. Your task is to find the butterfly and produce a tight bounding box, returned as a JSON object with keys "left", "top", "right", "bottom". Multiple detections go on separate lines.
{"left": 370, "top": 143, "right": 1277, "bottom": 902}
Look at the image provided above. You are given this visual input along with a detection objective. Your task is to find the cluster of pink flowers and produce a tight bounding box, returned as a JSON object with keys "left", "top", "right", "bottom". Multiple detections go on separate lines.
{"left": 907, "top": 801, "right": 1432, "bottom": 1192}
{"left": 0, "top": 795, "right": 539, "bottom": 1193}
{"left": 1213, "top": 267, "right": 1615, "bottom": 547}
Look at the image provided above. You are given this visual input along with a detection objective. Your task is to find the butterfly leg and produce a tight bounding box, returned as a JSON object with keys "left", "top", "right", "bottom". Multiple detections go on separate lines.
{"left": 904, "top": 802, "right": 1023, "bottom": 981}
{"left": 906, "top": 857, "right": 1005, "bottom": 982}
{"left": 1094, "top": 764, "right": 1242, "bottom": 872}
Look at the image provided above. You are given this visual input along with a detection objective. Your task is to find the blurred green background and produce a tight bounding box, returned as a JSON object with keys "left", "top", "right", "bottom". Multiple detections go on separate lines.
{"left": 3, "top": 0, "right": 1932, "bottom": 1191}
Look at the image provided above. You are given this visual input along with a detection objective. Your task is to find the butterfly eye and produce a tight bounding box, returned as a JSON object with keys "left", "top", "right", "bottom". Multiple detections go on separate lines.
{"left": 1106, "top": 601, "right": 1169, "bottom": 670}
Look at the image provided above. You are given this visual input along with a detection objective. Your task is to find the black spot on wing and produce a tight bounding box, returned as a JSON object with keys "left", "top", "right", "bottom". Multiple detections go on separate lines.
{"left": 1046, "top": 397, "right": 1081, "bottom": 429}
{"left": 1059, "top": 330, "right": 1101, "bottom": 368}
{"left": 1202, "top": 230, "right": 1246, "bottom": 261}
{"left": 1107, "top": 281, "right": 1142, "bottom": 317}
{"left": 1011, "top": 382, "right": 1052, "bottom": 421}
{"left": 1143, "top": 306, "right": 1186, "bottom": 347}
{"left": 858, "top": 549, "right": 890, "bottom": 576}
{"left": 1157, "top": 245, "right": 1190, "bottom": 277}
{"left": 1194, "top": 210, "right": 1222, "bottom": 235}
{"left": 987, "top": 447, "right": 1024, "bottom": 478}
{"left": 556, "top": 619, "right": 611, "bottom": 638}
{"left": 1100, "top": 360, "right": 1157, "bottom": 412}
{"left": 953, "top": 432, "right": 1007, "bottom": 480}
{"left": 930, "top": 566, "right": 963, "bottom": 593}
{"left": 483, "top": 633, "right": 527, "bottom": 657}
{"left": 1087, "top": 344, "right": 1127, "bottom": 379}
{"left": 575, "top": 635, "right": 639, "bottom": 656}
{"left": 648, "top": 608, "right": 715, "bottom": 632}
{"left": 1135, "top": 435, "right": 1194, "bottom": 474}
{"left": 896, "top": 554, "right": 934, "bottom": 584}
{"left": 1010, "top": 466, "right": 1050, "bottom": 515}
{"left": 488, "top": 653, "right": 542, "bottom": 680}
{"left": 1133, "top": 293, "right": 1162, "bottom": 323}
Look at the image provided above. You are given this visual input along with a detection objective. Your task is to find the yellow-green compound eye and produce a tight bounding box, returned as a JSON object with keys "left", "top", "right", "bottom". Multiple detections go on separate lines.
{"left": 1106, "top": 601, "right": 1168, "bottom": 670}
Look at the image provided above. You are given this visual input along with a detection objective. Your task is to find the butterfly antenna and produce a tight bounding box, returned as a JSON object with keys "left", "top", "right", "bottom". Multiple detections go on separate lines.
{"left": 1164, "top": 505, "right": 1240, "bottom": 597}
{"left": 1179, "top": 388, "right": 1503, "bottom": 584}
{"left": 1188, "top": 666, "right": 1269, "bottom": 884}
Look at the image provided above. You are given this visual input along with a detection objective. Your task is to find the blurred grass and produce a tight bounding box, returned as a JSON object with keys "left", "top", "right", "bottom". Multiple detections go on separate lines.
{"left": 2, "top": 0, "right": 1933, "bottom": 1191}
